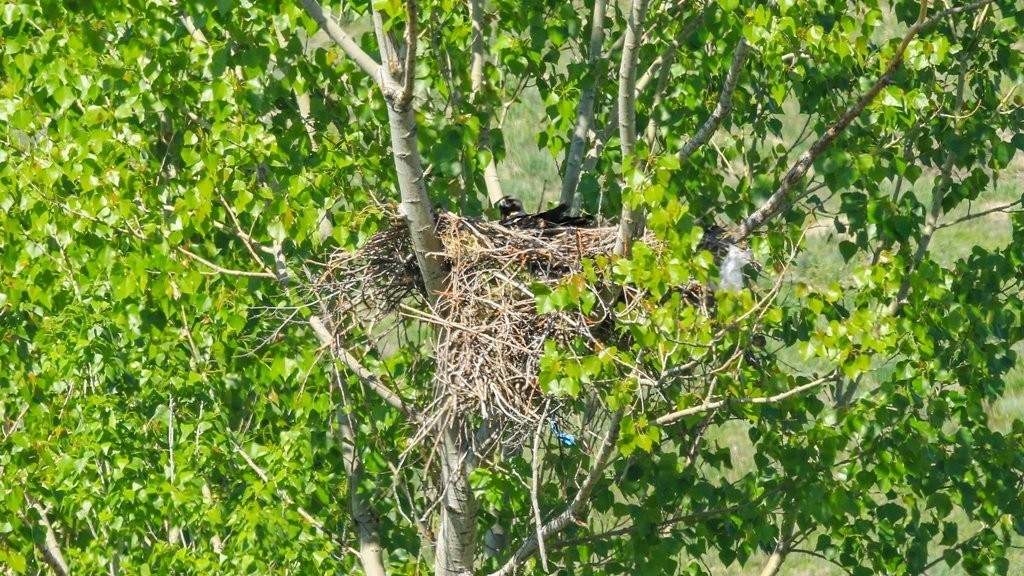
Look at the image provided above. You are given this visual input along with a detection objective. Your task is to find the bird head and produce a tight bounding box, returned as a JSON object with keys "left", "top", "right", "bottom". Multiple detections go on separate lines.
{"left": 496, "top": 196, "right": 526, "bottom": 218}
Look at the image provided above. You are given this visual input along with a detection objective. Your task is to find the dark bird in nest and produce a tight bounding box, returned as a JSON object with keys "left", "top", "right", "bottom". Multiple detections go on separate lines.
{"left": 495, "top": 196, "right": 594, "bottom": 229}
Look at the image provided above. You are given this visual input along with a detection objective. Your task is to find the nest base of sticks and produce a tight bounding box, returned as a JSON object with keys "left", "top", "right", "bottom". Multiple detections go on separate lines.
{"left": 316, "top": 211, "right": 701, "bottom": 448}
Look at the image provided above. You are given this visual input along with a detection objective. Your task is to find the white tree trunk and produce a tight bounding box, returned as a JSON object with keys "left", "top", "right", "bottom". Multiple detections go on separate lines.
{"left": 434, "top": 428, "right": 479, "bottom": 575}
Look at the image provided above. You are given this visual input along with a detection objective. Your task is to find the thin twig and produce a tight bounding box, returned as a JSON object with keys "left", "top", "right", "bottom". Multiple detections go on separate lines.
{"left": 935, "top": 199, "right": 1024, "bottom": 230}
{"left": 655, "top": 371, "right": 839, "bottom": 426}
{"left": 176, "top": 246, "right": 277, "bottom": 279}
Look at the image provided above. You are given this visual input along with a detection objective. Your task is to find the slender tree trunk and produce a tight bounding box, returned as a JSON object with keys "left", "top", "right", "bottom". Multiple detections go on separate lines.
{"left": 469, "top": 0, "right": 505, "bottom": 205}
{"left": 613, "top": 0, "right": 649, "bottom": 258}
{"left": 336, "top": 384, "right": 387, "bottom": 576}
{"left": 435, "top": 427, "right": 479, "bottom": 575}
{"left": 560, "top": 0, "right": 607, "bottom": 208}
{"left": 386, "top": 104, "right": 448, "bottom": 298}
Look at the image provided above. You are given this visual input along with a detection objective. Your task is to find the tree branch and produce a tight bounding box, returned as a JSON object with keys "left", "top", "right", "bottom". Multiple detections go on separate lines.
{"left": 736, "top": 0, "right": 994, "bottom": 240}
{"left": 560, "top": 0, "right": 607, "bottom": 207}
{"left": 469, "top": 0, "right": 506, "bottom": 204}
{"left": 310, "top": 316, "right": 411, "bottom": 415}
{"left": 636, "top": 6, "right": 706, "bottom": 96}
{"left": 758, "top": 512, "right": 796, "bottom": 576}
{"left": 655, "top": 372, "right": 838, "bottom": 426}
{"left": 25, "top": 497, "right": 69, "bottom": 576}
{"left": 675, "top": 36, "right": 749, "bottom": 165}
{"left": 890, "top": 5, "right": 988, "bottom": 315}
{"left": 642, "top": 9, "right": 708, "bottom": 150}
{"left": 397, "top": 0, "right": 418, "bottom": 108}
{"left": 299, "top": 0, "right": 382, "bottom": 80}
{"left": 176, "top": 246, "right": 278, "bottom": 279}
{"left": 231, "top": 440, "right": 349, "bottom": 547}
{"left": 935, "top": 199, "right": 1023, "bottom": 230}
{"left": 328, "top": 362, "right": 388, "bottom": 576}
{"left": 489, "top": 410, "right": 624, "bottom": 576}
{"left": 554, "top": 483, "right": 782, "bottom": 549}
{"left": 613, "top": 0, "right": 651, "bottom": 258}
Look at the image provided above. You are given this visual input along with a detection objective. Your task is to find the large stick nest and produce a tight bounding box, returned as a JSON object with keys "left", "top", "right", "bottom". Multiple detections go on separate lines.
{"left": 316, "top": 211, "right": 711, "bottom": 438}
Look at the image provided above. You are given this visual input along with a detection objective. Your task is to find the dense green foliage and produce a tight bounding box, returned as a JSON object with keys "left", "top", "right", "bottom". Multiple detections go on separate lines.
{"left": 1, "top": 0, "right": 1023, "bottom": 574}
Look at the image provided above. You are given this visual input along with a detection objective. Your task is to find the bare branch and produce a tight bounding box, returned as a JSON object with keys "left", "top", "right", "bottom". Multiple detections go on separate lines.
{"left": 299, "top": 0, "right": 382, "bottom": 80}
{"left": 489, "top": 410, "right": 624, "bottom": 576}
{"left": 936, "top": 199, "right": 1023, "bottom": 230}
{"left": 675, "top": 37, "right": 749, "bottom": 165}
{"left": 310, "top": 316, "right": 411, "bottom": 415}
{"left": 655, "top": 372, "right": 839, "bottom": 426}
{"left": 176, "top": 246, "right": 278, "bottom": 279}
{"left": 736, "top": 0, "right": 994, "bottom": 240}
{"left": 25, "top": 497, "right": 69, "bottom": 576}
{"left": 560, "top": 0, "right": 608, "bottom": 207}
